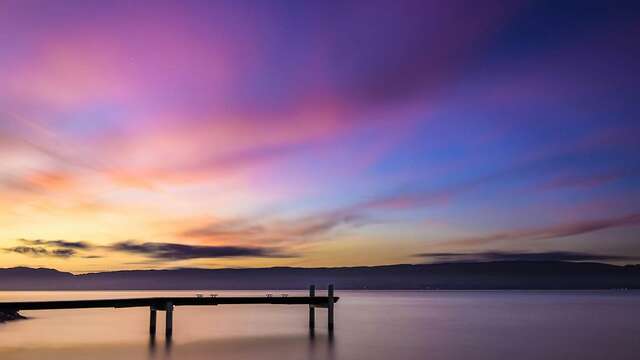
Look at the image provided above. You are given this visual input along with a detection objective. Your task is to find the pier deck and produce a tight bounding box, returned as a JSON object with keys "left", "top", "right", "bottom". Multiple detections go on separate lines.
{"left": 0, "top": 285, "right": 338, "bottom": 337}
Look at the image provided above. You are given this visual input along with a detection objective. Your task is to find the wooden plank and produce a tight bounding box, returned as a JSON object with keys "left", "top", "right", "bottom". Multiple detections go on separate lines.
{"left": 0, "top": 296, "right": 339, "bottom": 311}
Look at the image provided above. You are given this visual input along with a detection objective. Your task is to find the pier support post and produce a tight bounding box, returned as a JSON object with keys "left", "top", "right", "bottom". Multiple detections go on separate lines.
{"left": 165, "top": 302, "right": 173, "bottom": 338}
{"left": 149, "top": 306, "right": 157, "bottom": 335}
{"left": 328, "top": 284, "right": 334, "bottom": 332}
{"left": 309, "top": 284, "right": 316, "bottom": 329}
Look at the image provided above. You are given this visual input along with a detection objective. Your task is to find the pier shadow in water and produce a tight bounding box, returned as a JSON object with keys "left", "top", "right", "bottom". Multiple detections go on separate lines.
{"left": 0, "top": 333, "right": 335, "bottom": 360}
{"left": 145, "top": 330, "right": 334, "bottom": 360}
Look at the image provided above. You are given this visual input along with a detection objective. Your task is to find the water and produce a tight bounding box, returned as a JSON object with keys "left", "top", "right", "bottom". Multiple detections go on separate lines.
{"left": 1, "top": 290, "right": 639, "bottom": 360}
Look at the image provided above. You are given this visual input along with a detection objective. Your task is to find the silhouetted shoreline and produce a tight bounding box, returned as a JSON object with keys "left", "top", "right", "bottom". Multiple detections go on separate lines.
{"left": 1, "top": 261, "right": 639, "bottom": 290}
{"left": 0, "top": 310, "right": 26, "bottom": 323}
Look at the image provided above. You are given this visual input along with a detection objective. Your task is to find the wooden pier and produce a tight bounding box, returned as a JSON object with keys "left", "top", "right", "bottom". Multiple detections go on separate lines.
{"left": 0, "top": 285, "right": 338, "bottom": 337}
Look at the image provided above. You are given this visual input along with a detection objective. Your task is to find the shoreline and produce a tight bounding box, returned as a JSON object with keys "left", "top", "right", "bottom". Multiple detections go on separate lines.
{"left": 0, "top": 310, "right": 26, "bottom": 323}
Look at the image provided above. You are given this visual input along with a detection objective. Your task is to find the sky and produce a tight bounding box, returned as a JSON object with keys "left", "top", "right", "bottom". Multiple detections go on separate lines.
{"left": 0, "top": 0, "right": 639, "bottom": 273}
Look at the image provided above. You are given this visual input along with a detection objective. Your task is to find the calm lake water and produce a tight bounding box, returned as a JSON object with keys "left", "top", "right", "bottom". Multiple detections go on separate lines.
{"left": 0, "top": 290, "right": 639, "bottom": 360}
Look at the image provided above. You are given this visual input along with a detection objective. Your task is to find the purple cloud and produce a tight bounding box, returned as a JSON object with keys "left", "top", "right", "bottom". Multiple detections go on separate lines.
{"left": 5, "top": 246, "right": 76, "bottom": 258}
{"left": 110, "top": 241, "right": 293, "bottom": 260}
{"left": 443, "top": 213, "right": 640, "bottom": 247}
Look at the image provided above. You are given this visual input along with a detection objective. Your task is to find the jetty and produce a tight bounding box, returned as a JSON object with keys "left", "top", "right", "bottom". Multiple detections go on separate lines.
{"left": 0, "top": 284, "right": 338, "bottom": 337}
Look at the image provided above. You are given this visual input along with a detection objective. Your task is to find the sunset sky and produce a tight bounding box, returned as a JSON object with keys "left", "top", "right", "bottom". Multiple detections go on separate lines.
{"left": 0, "top": 0, "right": 639, "bottom": 273}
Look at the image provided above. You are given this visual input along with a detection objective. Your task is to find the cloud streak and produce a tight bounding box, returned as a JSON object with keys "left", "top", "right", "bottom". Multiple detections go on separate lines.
{"left": 443, "top": 213, "right": 640, "bottom": 247}
{"left": 20, "top": 239, "right": 92, "bottom": 250}
{"left": 110, "top": 240, "right": 292, "bottom": 261}
{"left": 5, "top": 246, "right": 76, "bottom": 258}
{"left": 5, "top": 239, "right": 92, "bottom": 258}
{"left": 182, "top": 219, "right": 266, "bottom": 238}
{"left": 182, "top": 210, "right": 368, "bottom": 246}
{"left": 415, "top": 251, "right": 639, "bottom": 263}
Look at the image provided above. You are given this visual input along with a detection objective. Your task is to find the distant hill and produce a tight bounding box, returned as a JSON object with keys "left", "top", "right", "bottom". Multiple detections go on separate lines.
{"left": 1, "top": 262, "right": 640, "bottom": 290}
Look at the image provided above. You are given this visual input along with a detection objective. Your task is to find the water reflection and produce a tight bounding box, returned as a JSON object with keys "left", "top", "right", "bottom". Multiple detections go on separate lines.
{"left": 307, "top": 329, "right": 336, "bottom": 360}
{"left": 164, "top": 335, "right": 172, "bottom": 355}
{"left": 2, "top": 291, "right": 639, "bottom": 360}
{"left": 143, "top": 330, "right": 334, "bottom": 360}
{"left": 148, "top": 335, "right": 156, "bottom": 356}
{"left": 327, "top": 331, "right": 336, "bottom": 360}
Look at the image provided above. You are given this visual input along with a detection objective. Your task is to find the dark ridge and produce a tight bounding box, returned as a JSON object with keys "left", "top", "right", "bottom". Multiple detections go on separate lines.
{"left": 1, "top": 261, "right": 640, "bottom": 290}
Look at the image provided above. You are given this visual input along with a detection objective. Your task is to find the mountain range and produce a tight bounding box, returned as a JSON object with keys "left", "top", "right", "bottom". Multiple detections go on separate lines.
{"left": 1, "top": 261, "right": 640, "bottom": 290}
